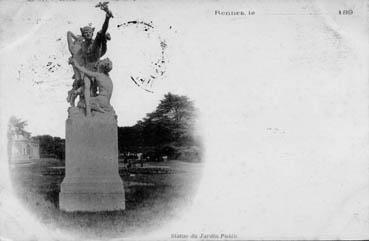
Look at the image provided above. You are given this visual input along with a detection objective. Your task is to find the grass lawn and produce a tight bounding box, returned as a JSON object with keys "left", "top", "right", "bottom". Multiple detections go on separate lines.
{"left": 10, "top": 158, "right": 203, "bottom": 239}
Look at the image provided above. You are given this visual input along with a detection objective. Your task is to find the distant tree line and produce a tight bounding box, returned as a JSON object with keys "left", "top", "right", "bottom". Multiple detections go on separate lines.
{"left": 34, "top": 135, "right": 65, "bottom": 160}
{"left": 118, "top": 92, "right": 202, "bottom": 162}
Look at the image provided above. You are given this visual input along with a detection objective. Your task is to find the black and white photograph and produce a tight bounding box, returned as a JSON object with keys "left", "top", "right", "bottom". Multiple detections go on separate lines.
{"left": 0, "top": 0, "right": 368, "bottom": 240}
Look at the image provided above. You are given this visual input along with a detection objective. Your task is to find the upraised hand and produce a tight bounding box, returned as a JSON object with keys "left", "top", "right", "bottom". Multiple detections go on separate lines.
{"left": 96, "top": 2, "right": 114, "bottom": 18}
{"left": 106, "top": 9, "right": 113, "bottom": 18}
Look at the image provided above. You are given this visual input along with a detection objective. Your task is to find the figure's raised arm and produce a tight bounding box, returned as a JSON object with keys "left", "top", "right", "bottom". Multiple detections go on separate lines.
{"left": 97, "top": 3, "right": 113, "bottom": 36}
{"left": 67, "top": 31, "right": 78, "bottom": 54}
{"left": 91, "top": 5, "right": 113, "bottom": 57}
{"left": 100, "top": 12, "right": 112, "bottom": 36}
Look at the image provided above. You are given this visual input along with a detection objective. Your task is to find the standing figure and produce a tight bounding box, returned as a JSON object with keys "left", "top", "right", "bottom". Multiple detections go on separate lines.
{"left": 66, "top": 32, "right": 84, "bottom": 107}
{"left": 67, "top": 2, "right": 113, "bottom": 116}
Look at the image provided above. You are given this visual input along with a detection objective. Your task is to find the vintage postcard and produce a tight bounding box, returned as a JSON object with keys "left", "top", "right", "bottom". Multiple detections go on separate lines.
{"left": 0, "top": 0, "right": 368, "bottom": 240}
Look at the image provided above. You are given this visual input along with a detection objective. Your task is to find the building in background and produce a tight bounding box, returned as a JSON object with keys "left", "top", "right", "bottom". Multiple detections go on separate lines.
{"left": 10, "top": 133, "right": 40, "bottom": 163}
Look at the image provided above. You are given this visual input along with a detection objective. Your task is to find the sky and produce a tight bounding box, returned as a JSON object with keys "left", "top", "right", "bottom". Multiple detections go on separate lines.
{"left": 0, "top": 0, "right": 203, "bottom": 137}
{"left": 1, "top": 0, "right": 369, "bottom": 240}
{"left": 1, "top": 0, "right": 366, "bottom": 139}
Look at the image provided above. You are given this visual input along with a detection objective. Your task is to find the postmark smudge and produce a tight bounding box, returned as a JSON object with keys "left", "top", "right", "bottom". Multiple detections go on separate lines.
{"left": 117, "top": 20, "right": 168, "bottom": 93}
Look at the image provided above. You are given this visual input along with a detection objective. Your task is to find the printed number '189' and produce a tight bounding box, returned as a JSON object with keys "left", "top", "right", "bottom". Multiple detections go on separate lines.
{"left": 339, "top": 10, "right": 353, "bottom": 15}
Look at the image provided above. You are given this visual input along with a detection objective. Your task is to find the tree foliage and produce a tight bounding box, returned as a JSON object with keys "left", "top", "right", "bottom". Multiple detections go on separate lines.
{"left": 118, "top": 93, "right": 201, "bottom": 161}
{"left": 118, "top": 125, "right": 142, "bottom": 153}
{"left": 34, "top": 135, "right": 65, "bottom": 160}
{"left": 7, "top": 116, "right": 30, "bottom": 139}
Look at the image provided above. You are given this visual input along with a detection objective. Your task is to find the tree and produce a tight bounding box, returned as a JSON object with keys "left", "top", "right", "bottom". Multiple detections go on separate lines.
{"left": 8, "top": 116, "right": 30, "bottom": 138}
{"left": 118, "top": 93, "right": 201, "bottom": 161}
{"left": 118, "top": 125, "right": 143, "bottom": 153}
{"left": 146, "top": 93, "right": 197, "bottom": 146}
{"left": 34, "top": 135, "right": 65, "bottom": 160}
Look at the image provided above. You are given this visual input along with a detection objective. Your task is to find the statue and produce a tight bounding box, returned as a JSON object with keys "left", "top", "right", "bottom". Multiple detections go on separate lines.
{"left": 66, "top": 2, "right": 113, "bottom": 116}
{"left": 60, "top": 2, "right": 125, "bottom": 212}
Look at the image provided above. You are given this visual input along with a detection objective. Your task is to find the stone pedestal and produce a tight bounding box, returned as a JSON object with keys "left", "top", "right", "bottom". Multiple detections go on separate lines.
{"left": 59, "top": 109, "right": 125, "bottom": 211}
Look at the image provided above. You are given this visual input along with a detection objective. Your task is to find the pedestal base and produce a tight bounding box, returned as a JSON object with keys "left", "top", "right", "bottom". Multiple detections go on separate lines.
{"left": 59, "top": 193, "right": 125, "bottom": 212}
{"left": 59, "top": 110, "right": 125, "bottom": 212}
